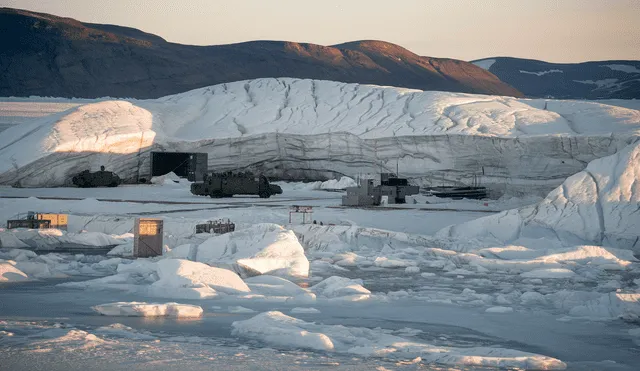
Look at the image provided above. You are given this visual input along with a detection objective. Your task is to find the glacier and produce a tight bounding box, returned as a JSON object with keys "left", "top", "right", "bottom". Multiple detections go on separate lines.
{"left": 436, "top": 141, "right": 640, "bottom": 252}
{"left": 0, "top": 77, "right": 639, "bottom": 196}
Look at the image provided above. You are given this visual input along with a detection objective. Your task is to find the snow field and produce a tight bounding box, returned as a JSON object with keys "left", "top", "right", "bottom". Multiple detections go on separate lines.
{"left": 92, "top": 302, "right": 203, "bottom": 318}
{"left": 231, "top": 311, "right": 566, "bottom": 370}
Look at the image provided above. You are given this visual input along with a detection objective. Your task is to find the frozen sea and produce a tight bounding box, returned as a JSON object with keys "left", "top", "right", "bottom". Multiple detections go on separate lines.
{"left": 1, "top": 182, "right": 639, "bottom": 370}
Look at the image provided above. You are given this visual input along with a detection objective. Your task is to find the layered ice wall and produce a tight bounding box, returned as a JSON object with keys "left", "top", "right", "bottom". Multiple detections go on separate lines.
{"left": 0, "top": 78, "right": 638, "bottom": 195}
{"left": 437, "top": 141, "right": 640, "bottom": 251}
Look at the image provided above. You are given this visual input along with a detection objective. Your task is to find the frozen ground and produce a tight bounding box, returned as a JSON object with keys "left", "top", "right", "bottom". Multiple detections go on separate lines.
{"left": 1, "top": 169, "right": 640, "bottom": 370}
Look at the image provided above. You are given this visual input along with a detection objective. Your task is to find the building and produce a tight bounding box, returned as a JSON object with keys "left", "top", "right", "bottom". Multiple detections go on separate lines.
{"left": 342, "top": 174, "right": 419, "bottom": 206}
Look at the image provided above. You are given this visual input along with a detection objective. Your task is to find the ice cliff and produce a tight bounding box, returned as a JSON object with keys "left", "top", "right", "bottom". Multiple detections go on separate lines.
{"left": 1, "top": 78, "right": 639, "bottom": 195}
{"left": 437, "top": 141, "right": 640, "bottom": 251}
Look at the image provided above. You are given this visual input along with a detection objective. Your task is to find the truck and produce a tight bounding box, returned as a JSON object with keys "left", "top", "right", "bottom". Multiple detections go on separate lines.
{"left": 190, "top": 172, "right": 282, "bottom": 198}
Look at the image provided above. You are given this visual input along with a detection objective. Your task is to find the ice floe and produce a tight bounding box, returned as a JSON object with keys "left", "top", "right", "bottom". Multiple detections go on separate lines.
{"left": 232, "top": 311, "right": 566, "bottom": 370}
{"left": 92, "top": 302, "right": 203, "bottom": 318}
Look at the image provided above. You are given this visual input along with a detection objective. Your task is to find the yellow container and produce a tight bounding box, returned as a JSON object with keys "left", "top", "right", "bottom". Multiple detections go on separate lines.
{"left": 36, "top": 213, "right": 68, "bottom": 230}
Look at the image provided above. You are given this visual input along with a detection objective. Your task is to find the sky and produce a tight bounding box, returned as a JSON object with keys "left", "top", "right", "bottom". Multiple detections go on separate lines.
{"left": 2, "top": 0, "right": 639, "bottom": 62}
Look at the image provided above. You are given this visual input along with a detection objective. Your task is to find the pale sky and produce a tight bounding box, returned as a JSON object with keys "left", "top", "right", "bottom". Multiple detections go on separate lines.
{"left": 2, "top": 0, "right": 639, "bottom": 62}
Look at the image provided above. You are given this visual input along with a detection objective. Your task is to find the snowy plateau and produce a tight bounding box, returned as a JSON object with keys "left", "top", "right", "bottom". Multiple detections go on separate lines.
{"left": 1, "top": 78, "right": 640, "bottom": 371}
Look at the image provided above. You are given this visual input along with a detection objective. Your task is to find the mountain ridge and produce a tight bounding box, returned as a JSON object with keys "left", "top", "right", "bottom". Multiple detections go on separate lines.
{"left": 0, "top": 7, "right": 522, "bottom": 99}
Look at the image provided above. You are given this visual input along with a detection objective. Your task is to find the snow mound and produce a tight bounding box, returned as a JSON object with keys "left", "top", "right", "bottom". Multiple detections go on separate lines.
{"left": 150, "top": 259, "right": 250, "bottom": 299}
{"left": 437, "top": 141, "right": 640, "bottom": 252}
{"left": 318, "top": 177, "right": 357, "bottom": 190}
{"left": 0, "top": 260, "right": 29, "bottom": 282}
{"left": 232, "top": 311, "right": 566, "bottom": 370}
{"left": 195, "top": 224, "right": 309, "bottom": 278}
{"left": 150, "top": 172, "right": 188, "bottom": 186}
{"left": 29, "top": 328, "right": 108, "bottom": 351}
{"left": 92, "top": 302, "right": 203, "bottom": 318}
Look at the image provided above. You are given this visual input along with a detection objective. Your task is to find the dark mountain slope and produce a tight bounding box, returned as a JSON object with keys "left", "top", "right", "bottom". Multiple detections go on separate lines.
{"left": 0, "top": 8, "right": 522, "bottom": 98}
{"left": 472, "top": 57, "right": 640, "bottom": 99}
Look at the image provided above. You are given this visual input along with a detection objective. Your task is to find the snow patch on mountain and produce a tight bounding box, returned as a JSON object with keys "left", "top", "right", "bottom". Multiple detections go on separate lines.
{"left": 574, "top": 79, "right": 620, "bottom": 89}
{"left": 520, "top": 69, "right": 563, "bottom": 76}
{"left": 472, "top": 59, "right": 496, "bottom": 70}
{"left": 604, "top": 65, "right": 640, "bottom": 74}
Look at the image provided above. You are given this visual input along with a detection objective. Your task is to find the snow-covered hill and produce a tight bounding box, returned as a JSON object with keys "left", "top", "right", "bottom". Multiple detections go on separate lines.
{"left": 0, "top": 78, "right": 639, "bottom": 194}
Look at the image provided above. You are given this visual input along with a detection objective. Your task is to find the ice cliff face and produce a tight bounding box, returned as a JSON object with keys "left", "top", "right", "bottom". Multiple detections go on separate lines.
{"left": 437, "top": 141, "right": 640, "bottom": 252}
{"left": 0, "top": 78, "right": 639, "bottom": 195}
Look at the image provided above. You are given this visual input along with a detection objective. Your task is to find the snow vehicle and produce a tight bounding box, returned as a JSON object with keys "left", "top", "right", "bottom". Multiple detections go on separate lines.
{"left": 190, "top": 171, "right": 282, "bottom": 198}
{"left": 71, "top": 166, "right": 121, "bottom": 187}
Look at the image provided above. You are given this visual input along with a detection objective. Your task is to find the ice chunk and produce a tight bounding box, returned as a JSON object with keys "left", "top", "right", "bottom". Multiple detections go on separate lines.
{"left": 520, "top": 291, "right": 547, "bottom": 306}
{"left": 232, "top": 311, "right": 334, "bottom": 351}
{"left": 0, "top": 260, "right": 29, "bottom": 282}
{"left": 196, "top": 224, "right": 309, "bottom": 278}
{"left": 0, "top": 232, "right": 30, "bottom": 249}
{"left": 95, "top": 324, "right": 156, "bottom": 340}
{"left": 150, "top": 259, "right": 249, "bottom": 299}
{"left": 14, "top": 261, "right": 52, "bottom": 279}
{"left": 116, "top": 259, "right": 157, "bottom": 276}
{"left": 228, "top": 306, "right": 257, "bottom": 314}
{"left": 521, "top": 268, "right": 576, "bottom": 279}
{"left": 568, "top": 292, "right": 640, "bottom": 320}
{"left": 310, "top": 276, "right": 371, "bottom": 298}
{"left": 244, "top": 275, "right": 308, "bottom": 297}
{"left": 373, "top": 257, "right": 413, "bottom": 268}
{"left": 2, "top": 249, "right": 37, "bottom": 262}
{"left": 333, "top": 252, "right": 371, "bottom": 267}
{"left": 164, "top": 243, "right": 197, "bottom": 260}
{"left": 30, "top": 329, "right": 107, "bottom": 350}
{"left": 291, "top": 307, "right": 320, "bottom": 314}
{"left": 107, "top": 243, "right": 133, "bottom": 257}
{"left": 486, "top": 306, "right": 514, "bottom": 313}
{"left": 92, "top": 302, "right": 203, "bottom": 318}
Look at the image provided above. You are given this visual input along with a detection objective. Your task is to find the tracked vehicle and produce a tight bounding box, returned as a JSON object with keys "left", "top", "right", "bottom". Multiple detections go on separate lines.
{"left": 71, "top": 166, "right": 121, "bottom": 188}
{"left": 190, "top": 172, "right": 282, "bottom": 198}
